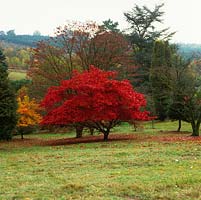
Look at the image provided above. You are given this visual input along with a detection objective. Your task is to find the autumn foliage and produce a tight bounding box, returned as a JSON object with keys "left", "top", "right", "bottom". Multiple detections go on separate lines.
{"left": 28, "top": 21, "right": 134, "bottom": 100}
{"left": 17, "top": 87, "right": 42, "bottom": 138}
{"left": 17, "top": 95, "right": 42, "bottom": 127}
{"left": 41, "top": 66, "right": 150, "bottom": 140}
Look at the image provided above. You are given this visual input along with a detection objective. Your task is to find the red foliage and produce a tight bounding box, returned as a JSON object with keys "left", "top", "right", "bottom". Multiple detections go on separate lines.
{"left": 41, "top": 67, "right": 151, "bottom": 140}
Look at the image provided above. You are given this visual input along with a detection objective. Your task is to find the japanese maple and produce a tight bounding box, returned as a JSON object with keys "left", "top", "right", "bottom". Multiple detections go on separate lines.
{"left": 41, "top": 66, "right": 151, "bottom": 140}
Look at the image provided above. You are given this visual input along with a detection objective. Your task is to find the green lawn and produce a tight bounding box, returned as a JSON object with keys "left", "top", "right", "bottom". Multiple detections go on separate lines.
{"left": 0, "top": 121, "right": 201, "bottom": 200}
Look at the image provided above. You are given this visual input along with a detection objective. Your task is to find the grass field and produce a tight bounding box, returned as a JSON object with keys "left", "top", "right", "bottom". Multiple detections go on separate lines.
{"left": 8, "top": 71, "right": 27, "bottom": 80}
{"left": 0, "top": 121, "right": 201, "bottom": 200}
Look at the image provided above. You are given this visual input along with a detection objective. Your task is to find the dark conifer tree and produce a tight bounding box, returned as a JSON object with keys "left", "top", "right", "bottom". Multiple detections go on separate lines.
{"left": 0, "top": 49, "right": 17, "bottom": 140}
{"left": 124, "top": 3, "right": 175, "bottom": 92}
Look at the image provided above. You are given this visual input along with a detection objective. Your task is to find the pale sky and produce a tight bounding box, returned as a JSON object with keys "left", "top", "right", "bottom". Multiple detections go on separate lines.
{"left": 1, "top": 0, "right": 201, "bottom": 43}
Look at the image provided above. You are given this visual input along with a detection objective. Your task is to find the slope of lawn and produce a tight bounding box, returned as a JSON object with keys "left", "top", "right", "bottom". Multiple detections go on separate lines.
{"left": 0, "top": 121, "right": 201, "bottom": 200}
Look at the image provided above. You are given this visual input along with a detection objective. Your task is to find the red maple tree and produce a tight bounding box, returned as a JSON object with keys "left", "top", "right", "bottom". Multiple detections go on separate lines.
{"left": 41, "top": 66, "right": 150, "bottom": 140}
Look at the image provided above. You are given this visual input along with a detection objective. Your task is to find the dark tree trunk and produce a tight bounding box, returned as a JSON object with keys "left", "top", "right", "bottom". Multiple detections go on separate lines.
{"left": 20, "top": 129, "right": 24, "bottom": 140}
{"left": 133, "top": 121, "right": 137, "bottom": 131}
{"left": 89, "top": 128, "right": 94, "bottom": 135}
{"left": 191, "top": 121, "right": 200, "bottom": 136}
{"left": 177, "top": 119, "right": 181, "bottom": 132}
{"left": 103, "top": 131, "right": 109, "bottom": 141}
{"left": 151, "top": 120, "right": 155, "bottom": 129}
{"left": 75, "top": 125, "right": 84, "bottom": 138}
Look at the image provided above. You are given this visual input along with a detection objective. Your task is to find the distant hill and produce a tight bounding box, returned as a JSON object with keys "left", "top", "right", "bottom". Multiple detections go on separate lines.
{"left": 1, "top": 33, "right": 201, "bottom": 60}
{"left": 177, "top": 43, "right": 201, "bottom": 59}
{"left": 0, "top": 34, "right": 49, "bottom": 47}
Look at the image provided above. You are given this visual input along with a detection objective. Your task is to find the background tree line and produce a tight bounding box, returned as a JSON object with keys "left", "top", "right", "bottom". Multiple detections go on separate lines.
{"left": 0, "top": 30, "right": 49, "bottom": 47}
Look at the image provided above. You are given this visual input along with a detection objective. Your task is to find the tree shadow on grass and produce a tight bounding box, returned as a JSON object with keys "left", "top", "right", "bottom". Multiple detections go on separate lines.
{"left": 0, "top": 132, "right": 200, "bottom": 149}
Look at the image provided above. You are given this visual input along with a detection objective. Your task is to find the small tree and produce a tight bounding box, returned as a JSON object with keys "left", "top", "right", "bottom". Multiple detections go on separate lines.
{"left": 17, "top": 87, "right": 42, "bottom": 139}
{"left": 41, "top": 67, "right": 151, "bottom": 141}
{"left": 168, "top": 56, "right": 192, "bottom": 131}
{"left": 33, "top": 30, "right": 41, "bottom": 36}
{"left": 0, "top": 49, "right": 17, "bottom": 140}
{"left": 6, "top": 30, "right": 15, "bottom": 36}
{"left": 169, "top": 60, "right": 201, "bottom": 136}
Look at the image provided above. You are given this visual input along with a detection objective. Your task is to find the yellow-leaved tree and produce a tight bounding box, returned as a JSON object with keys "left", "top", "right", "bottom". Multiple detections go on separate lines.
{"left": 17, "top": 87, "right": 42, "bottom": 139}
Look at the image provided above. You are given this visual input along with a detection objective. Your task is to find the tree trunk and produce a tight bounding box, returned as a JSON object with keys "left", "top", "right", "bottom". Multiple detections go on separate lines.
{"left": 151, "top": 120, "right": 155, "bottom": 129}
{"left": 21, "top": 133, "right": 24, "bottom": 140}
{"left": 89, "top": 128, "right": 94, "bottom": 135}
{"left": 20, "top": 129, "right": 24, "bottom": 140}
{"left": 191, "top": 122, "right": 200, "bottom": 136}
{"left": 103, "top": 131, "right": 109, "bottom": 141}
{"left": 177, "top": 119, "right": 181, "bottom": 132}
{"left": 133, "top": 121, "right": 137, "bottom": 131}
{"left": 75, "top": 125, "right": 84, "bottom": 138}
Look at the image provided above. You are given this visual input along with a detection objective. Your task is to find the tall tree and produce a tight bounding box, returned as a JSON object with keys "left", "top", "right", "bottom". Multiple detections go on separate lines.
{"left": 124, "top": 3, "right": 174, "bottom": 91}
{"left": 0, "top": 49, "right": 17, "bottom": 140}
{"left": 79, "top": 31, "right": 132, "bottom": 72}
{"left": 150, "top": 40, "right": 175, "bottom": 120}
{"left": 28, "top": 21, "right": 133, "bottom": 100}
{"left": 28, "top": 41, "right": 73, "bottom": 100}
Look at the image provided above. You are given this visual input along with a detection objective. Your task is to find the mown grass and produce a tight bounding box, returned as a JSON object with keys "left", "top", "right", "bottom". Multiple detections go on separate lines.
{"left": 8, "top": 71, "right": 27, "bottom": 80}
{"left": 0, "top": 121, "right": 200, "bottom": 200}
{"left": 113, "top": 120, "right": 192, "bottom": 135}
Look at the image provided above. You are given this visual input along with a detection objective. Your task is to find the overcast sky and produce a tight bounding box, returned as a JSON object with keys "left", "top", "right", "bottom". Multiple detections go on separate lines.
{"left": 1, "top": 0, "right": 201, "bottom": 43}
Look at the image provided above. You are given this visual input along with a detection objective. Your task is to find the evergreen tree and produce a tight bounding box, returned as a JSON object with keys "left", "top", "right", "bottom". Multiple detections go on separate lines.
{"left": 150, "top": 40, "right": 174, "bottom": 120}
{"left": 102, "top": 19, "right": 120, "bottom": 33}
{"left": 0, "top": 49, "right": 17, "bottom": 140}
{"left": 124, "top": 3, "right": 174, "bottom": 92}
